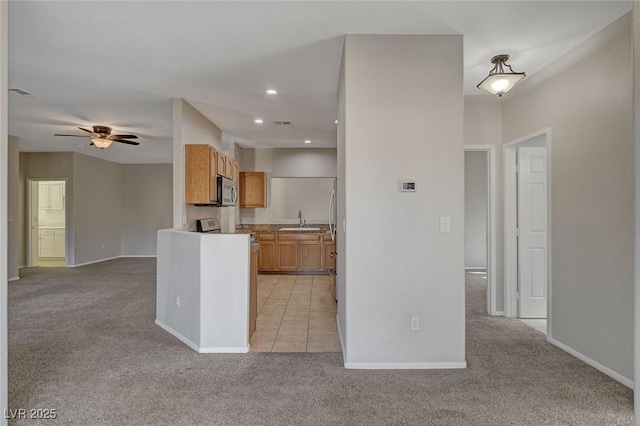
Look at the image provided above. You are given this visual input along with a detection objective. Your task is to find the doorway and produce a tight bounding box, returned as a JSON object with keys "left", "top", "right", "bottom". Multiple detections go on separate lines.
{"left": 27, "top": 179, "right": 67, "bottom": 267}
{"left": 464, "top": 145, "right": 497, "bottom": 315}
{"left": 504, "top": 129, "right": 551, "bottom": 336}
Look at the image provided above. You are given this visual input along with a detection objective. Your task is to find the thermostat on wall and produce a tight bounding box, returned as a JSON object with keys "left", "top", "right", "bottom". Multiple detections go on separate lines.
{"left": 401, "top": 181, "right": 416, "bottom": 192}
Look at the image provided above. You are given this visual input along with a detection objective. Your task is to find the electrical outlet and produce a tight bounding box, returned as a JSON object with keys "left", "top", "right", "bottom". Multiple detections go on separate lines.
{"left": 410, "top": 316, "right": 420, "bottom": 331}
{"left": 175, "top": 295, "right": 180, "bottom": 308}
{"left": 439, "top": 216, "right": 451, "bottom": 233}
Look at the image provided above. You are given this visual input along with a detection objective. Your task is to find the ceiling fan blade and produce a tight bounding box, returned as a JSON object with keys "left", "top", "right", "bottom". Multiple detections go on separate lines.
{"left": 78, "top": 127, "right": 95, "bottom": 135}
{"left": 112, "top": 138, "right": 140, "bottom": 145}
{"left": 54, "top": 134, "right": 90, "bottom": 137}
{"left": 111, "top": 134, "right": 138, "bottom": 139}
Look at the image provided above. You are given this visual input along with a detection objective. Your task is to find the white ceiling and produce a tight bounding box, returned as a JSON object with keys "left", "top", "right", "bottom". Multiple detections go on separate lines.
{"left": 8, "top": 1, "right": 631, "bottom": 164}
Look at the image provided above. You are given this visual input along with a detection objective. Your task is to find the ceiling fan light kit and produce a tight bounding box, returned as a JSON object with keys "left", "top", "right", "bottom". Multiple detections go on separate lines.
{"left": 54, "top": 125, "right": 140, "bottom": 150}
{"left": 477, "top": 54, "right": 526, "bottom": 97}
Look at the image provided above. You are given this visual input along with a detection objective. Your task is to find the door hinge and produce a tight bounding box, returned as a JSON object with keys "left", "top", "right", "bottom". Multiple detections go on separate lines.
{"left": 515, "top": 228, "right": 520, "bottom": 237}
{"left": 513, "top": 164, "right": 520, "bottom": 173}
{"left": 515, "top": 292, "right": 520, "bottom": 300}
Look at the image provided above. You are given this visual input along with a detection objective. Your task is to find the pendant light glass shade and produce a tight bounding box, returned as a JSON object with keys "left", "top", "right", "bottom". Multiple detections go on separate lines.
{"left": 91, "top": 138, "right": 113, "bottom": 149}
{"left": 477, "top": 54, "right": 525, "bottom": 97}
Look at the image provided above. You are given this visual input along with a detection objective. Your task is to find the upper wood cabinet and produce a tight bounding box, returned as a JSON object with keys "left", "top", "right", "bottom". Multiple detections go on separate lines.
{"left": 239, "top": 172, "right": 267, "bottom": 208}
{"left": 232, "top": 160, "right": 239, "bottom": 183}
{"left": 217, "top": 152, "right": 226, "bottom": 177}
{"left": 185, "top": 144, "right": 218, "bottom": 204}
{"left": 225, "top": 156, "right": 234, "bottom": 179}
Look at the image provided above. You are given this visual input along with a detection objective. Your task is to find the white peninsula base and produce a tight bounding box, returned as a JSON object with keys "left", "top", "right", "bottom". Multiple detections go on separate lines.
{"left": 155, "top": 229, "right": 251, "bottom": 353}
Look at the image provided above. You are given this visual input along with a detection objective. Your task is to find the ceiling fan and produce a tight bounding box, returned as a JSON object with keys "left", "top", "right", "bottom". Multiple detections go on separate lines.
{"left": 54, "top": 125, "right": 140, "bottom": 149}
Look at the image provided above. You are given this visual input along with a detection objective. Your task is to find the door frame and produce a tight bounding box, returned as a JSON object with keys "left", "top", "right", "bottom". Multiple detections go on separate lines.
{"left": 26, "top": 178, "right": 68, "bottom": 267}
{"left": 503, "top": 128, "right": 552, "bottom": 335}
{"left": 464, "top": 145, "right": 498, "bottom": 316}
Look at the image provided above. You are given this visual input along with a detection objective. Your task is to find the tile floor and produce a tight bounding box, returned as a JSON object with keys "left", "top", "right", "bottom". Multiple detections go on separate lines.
{"left": 251, "top": 274, "right": 341, "bottom": 353}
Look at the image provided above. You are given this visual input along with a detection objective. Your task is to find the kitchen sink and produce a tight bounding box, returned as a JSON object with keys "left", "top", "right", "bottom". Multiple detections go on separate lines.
{"left": 279, "top": 227, "right": 321, "bottom": 232}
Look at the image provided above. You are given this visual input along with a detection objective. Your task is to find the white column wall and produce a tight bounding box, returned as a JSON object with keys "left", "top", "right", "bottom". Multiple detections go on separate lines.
{"left": 341, "top": 35, "right": 465, "bottom": 367}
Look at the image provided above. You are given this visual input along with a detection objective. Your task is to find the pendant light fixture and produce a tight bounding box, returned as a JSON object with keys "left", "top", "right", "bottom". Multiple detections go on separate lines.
{"left": 477, "top": 54, "right": 526, "bottom": 97}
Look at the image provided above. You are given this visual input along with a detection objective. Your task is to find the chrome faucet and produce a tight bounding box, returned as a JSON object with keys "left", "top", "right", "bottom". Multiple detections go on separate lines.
{"left": 298, "top": 210, "right": 303, "bottom": 227}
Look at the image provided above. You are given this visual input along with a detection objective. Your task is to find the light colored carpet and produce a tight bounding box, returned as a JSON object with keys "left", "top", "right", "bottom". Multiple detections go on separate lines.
{"left": 8, "top": 259, "right": 633, "bottom": 425}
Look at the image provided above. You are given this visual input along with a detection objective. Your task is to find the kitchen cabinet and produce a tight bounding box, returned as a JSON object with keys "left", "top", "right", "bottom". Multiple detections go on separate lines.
{"left": 216, "top": 152, "right": 226, "bottom": 177}
{"left": 239, "top": 172, "right": 267, "bottom": 208}
{"left": 225, "top": 156, "right": 234, "bottom": 179}
{"left": 257, "top": 233, "right": 277, "bottom": 271}
{"left": 185, "top": 144, "right": 218, "bottom": 204}
{"left": 232, "top": 161, "right": 239, "bottom": 184}
{"left": 300, "top": 240, "right": 322, "bottom": 270}
{"left": 39, "top": 228, "right": 65, "bottom": 258}
{"left": 38, "top": 182, "right": 64, "bottom": 210}
{"left": 277, "top": 239, "right": 298, "bottom": 271}
{"left": 250, "top": 243, "right": 259, "bottom": 339}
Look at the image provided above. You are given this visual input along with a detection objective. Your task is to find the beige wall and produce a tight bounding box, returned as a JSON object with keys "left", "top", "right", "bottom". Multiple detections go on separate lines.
{"left": 464, "top": 151, "right": 487, "bottom": 269}
{"left": 72, "top": 153, "right": 122, "bottom": 265}
{"left": 633, "top": 0, "right": 639, "bottom": 410}
{"left": 464, "top": 95, "right": 504, "bottom": 310}
{"left": 7, "top": 137, "right": 18, "bottom": 279}
{"left": 502, "top": 14, "right": 633, "bottom": 382}
{"left": 238, "top": 147, "right": 337, "bottom": 224}
{"left": 341, "top": 35, "right": 465, "bottom": 366}
{"left": 172, "top": 98, "right": 227, "bottom": 231}
{"left": 121, "top": 164, "right": 172, "bottom": 256}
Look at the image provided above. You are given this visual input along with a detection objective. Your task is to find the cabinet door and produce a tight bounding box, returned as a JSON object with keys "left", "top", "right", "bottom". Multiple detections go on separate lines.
{"left": 277, "top": 241, "right": 298, "bottom": 271}
{"left": 185, "top": 144, "right": 214, "bottom": 204}
{"left": 217, "top": 152, "right": 226, "bottom": 177}
{"left": 258, "top": 241, "right": 277, "bottom": 271}
{"left": 38, "top": 182, "right": 50, "bottom": 209}
{"left": 209, "top": 148, "right": 218, "bottom": 203}
{"left": 232, "top": 160, "right": 239, "bottom": 183}
{"left": 39, "top": 231, "right": 55, "bottom": 257}
{"left": 225, "top": 156, "right": 234, "bottom": 179}
{"left": 49, "top": 182, "right": 64, "bottom": 209}
{"left": 322, "top": 241, "right": 336, "bottom": 270}
{"left": 239, "top": 172, "right": 267, "bottom": 208}
{"left": 54, "top": 230, "right": 65, "bottom": 257}
{"left": 300, "top": 241, "right": 322, "bottom": 270}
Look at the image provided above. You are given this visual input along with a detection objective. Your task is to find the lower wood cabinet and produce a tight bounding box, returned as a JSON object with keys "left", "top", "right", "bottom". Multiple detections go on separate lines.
{"left": 257, "top": 234, "right": 277, "bottom": 271}
{"left": 257, "top": 232, "right": 332, "bottom": 273}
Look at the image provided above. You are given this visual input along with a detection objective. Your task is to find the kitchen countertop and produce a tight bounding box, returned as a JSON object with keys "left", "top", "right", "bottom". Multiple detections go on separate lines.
{"left": 236, "top": 224, "right": 330, "bottom": 234}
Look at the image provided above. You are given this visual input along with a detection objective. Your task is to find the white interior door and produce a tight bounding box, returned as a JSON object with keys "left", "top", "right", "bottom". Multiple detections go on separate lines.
{"left": 517, "top": 147, "right": 548, "bottom": 318}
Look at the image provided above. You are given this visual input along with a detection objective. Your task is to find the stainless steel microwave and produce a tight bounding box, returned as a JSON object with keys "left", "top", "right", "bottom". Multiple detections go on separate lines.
{"left": 217, "top": 176, "right": 238, "bottom": 206}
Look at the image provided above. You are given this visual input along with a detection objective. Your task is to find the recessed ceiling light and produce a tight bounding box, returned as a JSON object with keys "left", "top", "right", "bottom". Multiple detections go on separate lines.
{"left": 254, "top": 118, "right": 264, "bottom": 124}
{"left": 266, "top": 89, "right": 278, "bottom": 95}
{"left": 304, "top": 140, "right": 311, "bottom": 144}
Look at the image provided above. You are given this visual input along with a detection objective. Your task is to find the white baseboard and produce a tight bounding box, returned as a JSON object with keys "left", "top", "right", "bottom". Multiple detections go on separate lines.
{"left": 344, "top": 361, "right": 467, "bottom": 370}
{"left": 548, "top": 337, "right": 633, "bottom": 389}
{"left": 198, "top": 346, "right": 249, "bottom": 354}
{"left": 18, "top": 265, "right": 26, "bottom": 269}
{"left": 493, "top": 311, "right": 505, "bottom": 317}
{"left": 8, "top": 277, "right": 19, "bottom": 282}
{"left": 465, "top": 267, "right": 487, "bottom": 270}
{"left": 155, "top": 319, "right": 248, "bottom": 354}
{"left": 70, "top": 256, "right": 121, "bottom": 268}
{"left": 155, "top": 319, "right": 200, "bottom": 352}
{"left": 121, "top": 255, "right": 157, "bottom": 258}
{"left": 337, "top": 314, "right": 346, "bottom": 360}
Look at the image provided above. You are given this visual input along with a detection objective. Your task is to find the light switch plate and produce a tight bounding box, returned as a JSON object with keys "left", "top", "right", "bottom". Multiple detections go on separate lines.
{"left": 401, "top": 181, "right": 416, "bottom": 192}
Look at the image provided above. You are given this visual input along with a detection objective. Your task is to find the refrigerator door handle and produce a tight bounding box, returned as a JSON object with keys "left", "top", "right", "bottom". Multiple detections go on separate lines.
{"left": 328, "top": 189, "right": 335, "bottom": 241}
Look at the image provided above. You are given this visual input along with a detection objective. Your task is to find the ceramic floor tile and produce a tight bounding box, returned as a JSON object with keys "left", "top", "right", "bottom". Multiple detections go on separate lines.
{"left": 278, "top": 319, "right": 309, "bottom": 331}
{"left": 250, "top": 341, "right": 274, "bottom": 352}
{"left": 306, "top": 340, "right": 341, "bottom": 353}
{"left": 256, "top": 319, "right": 282, "bottom": 330}
{"left": 276, "top": 326, "right": 308, "bottom": 342}
{"left": 251, "top": 329, "right": 279, "bottom": 342}
{"left": 287, "top": 297, "right": 311, "bottom": 306}
{"left": 308, "top": 328, "right": 338, "bottom": 342}
{"left": 310, "top": 312, "right": 336, "bottom": 321}
{"left": 257, "top": 310, "right": 285, "bottom": 321}
{"left": 272, "top": 341, "right": 307, "bottom": 352}
{"left": 268, "top": 292, "right": 292, "bottom": 300}
{"left": 264, "top": 298, "right": 289, "bottom": 306}
{"left": 308, "top": 319, "right": 337, "bottom": 331}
